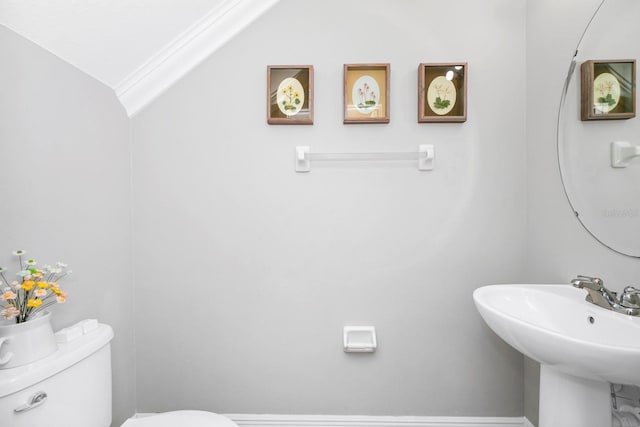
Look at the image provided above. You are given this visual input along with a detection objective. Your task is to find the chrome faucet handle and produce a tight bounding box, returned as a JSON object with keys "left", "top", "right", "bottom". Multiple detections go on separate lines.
{"left": 572, "top": 275, "right": 618, "bottom": 308}
{"left": 571, "top": 276, "right": 640, "bottom": 316}
{"left": 576, "top": 275, "right": 604, "bottom": 286}
{"left": 619, "top": 286, "right": 640, "bottom": 309}
{"left": 572, "top": 275, "right": 606, "bottom": 291}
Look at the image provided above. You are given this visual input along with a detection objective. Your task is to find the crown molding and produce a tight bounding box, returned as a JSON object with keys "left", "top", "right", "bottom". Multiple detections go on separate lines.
{"left": 115, "top": 0, "right": 280, "bottom": 117}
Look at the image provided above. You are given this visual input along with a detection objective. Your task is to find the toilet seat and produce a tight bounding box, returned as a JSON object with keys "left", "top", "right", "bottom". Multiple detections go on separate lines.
{"left": 121, "top": 410, "right": 239, "bottom": 427}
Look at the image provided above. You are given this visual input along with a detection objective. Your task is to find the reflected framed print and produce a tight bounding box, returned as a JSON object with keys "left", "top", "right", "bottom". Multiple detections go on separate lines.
{"left": 581, "top": 59, "right": 636, "bottom": 121}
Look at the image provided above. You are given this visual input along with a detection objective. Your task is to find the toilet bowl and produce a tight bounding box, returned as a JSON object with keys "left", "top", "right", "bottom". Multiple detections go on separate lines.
{"left": 0, "top": 320, "right": 237, "bottom": 427}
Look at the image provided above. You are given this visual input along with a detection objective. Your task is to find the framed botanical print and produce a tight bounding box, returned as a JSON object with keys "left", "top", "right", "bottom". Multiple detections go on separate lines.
{"left": 418, "top": 63, "right": 467, "bottom": 123}
{"left": 343, "top": 63, "right": 390, "bottom": 124}
{"left": 267, "top": 65, "right": 314, "bottom": 125}
{"left": 581, "top": 59, "right": 636, "bottom": 121}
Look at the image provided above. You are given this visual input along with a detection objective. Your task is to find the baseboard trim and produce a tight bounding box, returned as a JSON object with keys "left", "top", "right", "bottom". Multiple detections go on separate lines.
{"left": 135, "top": 413, "right": 530, "bottom": 427}
{"left": 225, "top": 414, "right": 530, "bottom": 427}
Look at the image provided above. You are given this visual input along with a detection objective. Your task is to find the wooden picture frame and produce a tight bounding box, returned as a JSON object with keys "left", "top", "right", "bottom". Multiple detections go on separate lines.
{"left": 581, "top": 59, "right": 636, "bottom": 121}
{"left": 343, "top": 63, "right": 390, "bottom": 124}
{"left": 418, "top": 63, "right": 467, "bottom": 123}
{"left": 267, "top": 65, "right": 314, "bottom": 125}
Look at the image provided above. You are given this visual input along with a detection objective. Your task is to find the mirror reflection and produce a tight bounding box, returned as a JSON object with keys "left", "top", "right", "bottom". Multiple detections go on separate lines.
{"left": 558, "top": 0, "right": 640, "bottom": 257}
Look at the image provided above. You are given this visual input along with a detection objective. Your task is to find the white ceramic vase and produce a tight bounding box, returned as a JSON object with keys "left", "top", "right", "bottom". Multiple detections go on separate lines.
{"left": 0, "top": 311, "right": 57, "bottom": 369}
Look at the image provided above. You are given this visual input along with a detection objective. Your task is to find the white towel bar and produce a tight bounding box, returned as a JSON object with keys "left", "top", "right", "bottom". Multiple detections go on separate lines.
{"left": 295, "top": 145, "right": 434, "bottom": 172}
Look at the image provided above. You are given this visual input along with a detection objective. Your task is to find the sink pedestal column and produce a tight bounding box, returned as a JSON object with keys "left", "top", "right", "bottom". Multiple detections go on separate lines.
{"left": 539, "top": 365, "right": 611, "bottom": 427}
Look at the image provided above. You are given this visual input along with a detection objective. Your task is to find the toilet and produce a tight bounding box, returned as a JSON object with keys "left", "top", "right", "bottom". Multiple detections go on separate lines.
{"left": 122, "top": 411, "right": 239, "bottom": 427}
{"left": 0, "top": 320, "right": 235, "bottom": 427}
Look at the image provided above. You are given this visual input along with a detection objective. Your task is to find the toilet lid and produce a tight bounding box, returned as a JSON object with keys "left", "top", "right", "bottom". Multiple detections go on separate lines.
{"left": 122, "top": 411, "right": 239, "bottom": 427}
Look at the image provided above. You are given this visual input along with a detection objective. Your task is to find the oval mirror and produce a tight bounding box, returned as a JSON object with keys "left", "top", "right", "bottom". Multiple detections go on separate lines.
{"left": 558, "top": 0, "right": 640, "bottom": 257}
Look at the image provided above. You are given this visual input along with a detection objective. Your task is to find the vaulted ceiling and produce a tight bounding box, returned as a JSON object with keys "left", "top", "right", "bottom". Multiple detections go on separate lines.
{"left": 0, "top": 0, "right": 279, "bottom": 116}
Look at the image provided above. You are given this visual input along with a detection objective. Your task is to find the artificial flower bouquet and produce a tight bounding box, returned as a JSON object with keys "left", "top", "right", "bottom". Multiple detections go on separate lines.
{"left": 0, "top": 250, "right": 70, "bottom": 323}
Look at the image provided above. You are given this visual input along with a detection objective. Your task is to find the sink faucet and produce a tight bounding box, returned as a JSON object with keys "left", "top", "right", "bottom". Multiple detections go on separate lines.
{"left": 571, "top": 275, "right": 640, "bottom": 316}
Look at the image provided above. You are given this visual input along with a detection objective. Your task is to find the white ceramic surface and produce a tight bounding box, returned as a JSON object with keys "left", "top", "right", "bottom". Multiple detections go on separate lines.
{"left": 122, "top": 411, "right": 238, "bottom": 427}
{"left": 473, "top": 284, "right": 640, "bottom": 385}
{"left": 0, "top": 311, "right": 57, "bottom": 369}
{"left": 0, "top": 323, "right": 114, "bottom": 427}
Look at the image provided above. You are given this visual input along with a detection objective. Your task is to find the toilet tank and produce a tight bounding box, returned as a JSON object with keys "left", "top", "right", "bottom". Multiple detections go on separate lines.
{"left": 0, "top": 321, "right": 114, "bottom": 427}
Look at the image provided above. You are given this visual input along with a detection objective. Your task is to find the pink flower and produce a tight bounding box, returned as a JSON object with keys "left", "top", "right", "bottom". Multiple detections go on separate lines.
{"left": 1, "top": 291, "right": 16, "bottom": 301}
{"left": 1, "top": 306, "right": 19, "bottom": 320}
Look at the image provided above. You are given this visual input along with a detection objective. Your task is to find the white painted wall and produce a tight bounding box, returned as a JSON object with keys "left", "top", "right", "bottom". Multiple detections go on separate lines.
{"left": 0, "top": 27, "right": 135, "bottom": 426}
{"left": 8, "top": 0, "right": 628, "bottom": 422}
{"left": 131, "top": 0, "right": 527, "bottom": 417}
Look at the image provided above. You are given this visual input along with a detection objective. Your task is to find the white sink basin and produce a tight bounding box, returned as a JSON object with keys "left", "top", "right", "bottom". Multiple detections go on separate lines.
{"left": 473, "top": 284, "right": 640, "bottom": 385}
{"left": 474, "top": 284, "right": 640, "bottom": 427}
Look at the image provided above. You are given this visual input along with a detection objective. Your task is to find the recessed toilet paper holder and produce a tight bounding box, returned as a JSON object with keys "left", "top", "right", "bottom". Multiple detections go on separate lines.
{"left": 343, "top": 326, "right": 377, "bottom": 353}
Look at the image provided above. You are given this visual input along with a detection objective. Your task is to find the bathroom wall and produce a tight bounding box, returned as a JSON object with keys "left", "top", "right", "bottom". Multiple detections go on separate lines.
{"left": 525, "top": 0, "right": 640, "bottom": 424}
{"left": 132, "top": 0, "right": 527, "bottom": 417}
{"left": 0, "top": 26, "right": 135, "bottom": 426}
{"left": 3, "top": 0, "right": 635, "bottom": 423}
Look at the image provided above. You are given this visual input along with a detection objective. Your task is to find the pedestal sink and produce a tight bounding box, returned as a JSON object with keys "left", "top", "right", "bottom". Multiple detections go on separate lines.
{"left": 473, "top": 284, "right": 640, "bottom": 427}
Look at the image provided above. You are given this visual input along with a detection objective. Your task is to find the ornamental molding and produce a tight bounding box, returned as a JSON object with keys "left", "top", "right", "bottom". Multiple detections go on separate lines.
{"left": 115, "top": 0, "right": 280, "bottom": 117}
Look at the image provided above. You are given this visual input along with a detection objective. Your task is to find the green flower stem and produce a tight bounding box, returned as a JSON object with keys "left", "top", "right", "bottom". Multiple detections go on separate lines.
{"left": 36, "top": 300, "right": 57, "bottom": 313}
{"left": 0, "top": 272, "right": 10, "bottom": 288}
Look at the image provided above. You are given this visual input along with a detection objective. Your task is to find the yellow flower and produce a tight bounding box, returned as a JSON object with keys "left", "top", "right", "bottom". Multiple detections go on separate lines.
{"left": 27, "top": 299, "right": 42, "bottom": 308}
{"left": 22, "top": 280, "right": 35, "bottom": 291}
{"left": 37, "top": 281, "right": 50, "bottom": 289}
{"left": 51, "top": 287, "right": 62, "bottom": 296}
